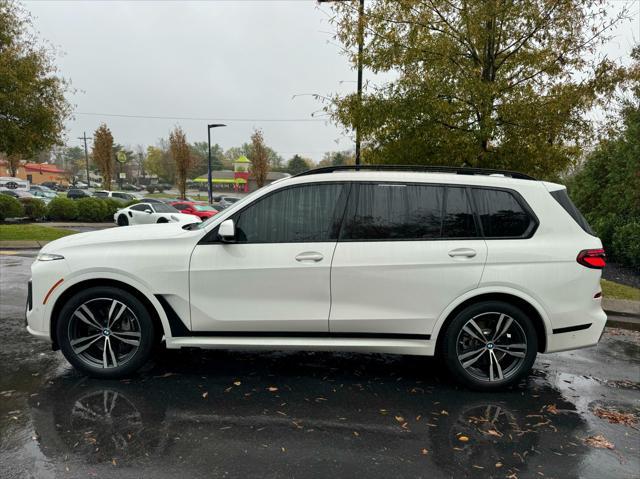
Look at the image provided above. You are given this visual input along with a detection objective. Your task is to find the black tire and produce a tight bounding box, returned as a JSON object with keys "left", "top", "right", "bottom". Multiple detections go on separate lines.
{"left": 156, "top": 217, "right": 168, "bottom": 223}
{"left": 57, "top": 286, "right": 156, "bottom": 379}
{"left": 441, "top": 301, "right": 537, "bottom": 391}
{"left": 117, "top": 214, "right": 129, "bottom": 226}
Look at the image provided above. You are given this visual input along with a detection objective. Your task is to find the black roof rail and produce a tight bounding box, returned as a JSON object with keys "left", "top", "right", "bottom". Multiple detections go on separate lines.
{"left": 294, "top": 165, "right": 536, "bottom": 181}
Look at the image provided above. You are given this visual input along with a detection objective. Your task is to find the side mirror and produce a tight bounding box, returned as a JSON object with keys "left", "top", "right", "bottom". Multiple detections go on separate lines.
{"left": 144, "top": 209, "right": 153, "bottom": 214}
{"left": 218, "top": 219, "right": 236, "bottom": 242}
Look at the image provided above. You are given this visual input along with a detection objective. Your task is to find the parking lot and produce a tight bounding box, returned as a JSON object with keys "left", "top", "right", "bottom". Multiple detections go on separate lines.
{"left": 1, "top": 251, "right": 638, "bottom": 479}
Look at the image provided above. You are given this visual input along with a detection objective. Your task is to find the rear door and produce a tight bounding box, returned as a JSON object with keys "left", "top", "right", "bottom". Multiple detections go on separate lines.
{"left": 329, "top": 182, "right": 487, "bottom": 336}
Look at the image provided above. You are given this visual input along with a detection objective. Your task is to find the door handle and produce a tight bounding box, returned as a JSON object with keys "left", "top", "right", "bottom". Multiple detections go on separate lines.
{"left": 295, "top": 252, "right": 324, "bottom": 263}
{"left": 448, "top": 248, "right": 477, "bottom": 258}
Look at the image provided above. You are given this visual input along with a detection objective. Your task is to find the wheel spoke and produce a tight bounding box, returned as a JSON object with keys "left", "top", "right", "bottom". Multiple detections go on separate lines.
{"left": 492, "top": 314, "right": 505, "bottom": 341}
{"left": 458, "top": 347, "right": 485, "bottom": 361}
{"left": 108, "top": 301, "right": 127, "bottom": 328}
{"left": 106, "top": 338, "right": 118, "bottom": 368}
{"left": 489, "top": 350, "right": 504, "bottom": 381}
{"left": 468, "top": 319, "right": 487, "bottom": 342}
{"left": 74, "top": 308, "right": 102, "bottom": 330}
{"left": 111, "top": 333, "right": 140, "bottom": 347}
{"left": 494, "top": 346, "right": 526, "bottom": 358}
{"left": 463, "top": 325, "right": 486, "bottom": 343}
{"left": 72, "top": 335, "right": 102, "bottom": 354}
{"left": 102, "top": 338, "right": 108, "bottom": 368}
{"left": 462, "top": 348, "right": 487, "bottom": 369}
{"left": 493, "top": 316, "right": 513, "bottom": 342}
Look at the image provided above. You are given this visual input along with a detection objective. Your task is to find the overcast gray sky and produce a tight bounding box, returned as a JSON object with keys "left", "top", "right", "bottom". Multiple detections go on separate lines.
{"left": 26, "top": 0, "right": 640, "bottom": 163}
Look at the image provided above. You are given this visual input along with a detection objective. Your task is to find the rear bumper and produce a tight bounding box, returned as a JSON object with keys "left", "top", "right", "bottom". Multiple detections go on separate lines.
{"left": 545, "top": 308, "right": 607, "bottom": 353}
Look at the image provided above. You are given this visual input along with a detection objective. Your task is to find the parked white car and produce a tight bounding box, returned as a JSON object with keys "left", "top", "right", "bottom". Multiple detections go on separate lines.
{"left": 113, "top": 202, "right": 201, "bottom": 226}
{"left": 27, "top": 166, "right": 607, "bottom": 390}
{"left": 93, "top": 190, "right": 137, "bottom": 203}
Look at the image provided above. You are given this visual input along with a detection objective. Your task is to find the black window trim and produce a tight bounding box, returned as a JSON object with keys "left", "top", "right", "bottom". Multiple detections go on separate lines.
{"left": 198, "top": 180, "right": 539, "bottom": 245}
{"left": 199, "top": 181, "right": 353, "bottom": 245}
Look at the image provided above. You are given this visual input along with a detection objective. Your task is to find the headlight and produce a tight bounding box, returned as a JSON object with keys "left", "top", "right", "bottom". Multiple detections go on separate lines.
{"left": 37, "top": 253, "right": 65, "bottom": 261}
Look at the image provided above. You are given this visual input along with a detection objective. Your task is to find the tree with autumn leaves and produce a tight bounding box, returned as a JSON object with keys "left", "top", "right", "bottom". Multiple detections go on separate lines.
{"left": 169, "top": 126, "right": 191, "bottom": 200}
{"left": 92, "top": 124, "right": 114, "bottom": 190}
{"left": 249, "top": 129, "right": 270, "bottom": 188}
{"left": 327, "top": 0, "right": 637, "bottom": 178}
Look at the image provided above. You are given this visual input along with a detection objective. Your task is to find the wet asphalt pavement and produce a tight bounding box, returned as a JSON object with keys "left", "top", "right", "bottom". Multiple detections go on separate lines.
{"left": 1, "top": 252, "right": 639, "bottom": 479}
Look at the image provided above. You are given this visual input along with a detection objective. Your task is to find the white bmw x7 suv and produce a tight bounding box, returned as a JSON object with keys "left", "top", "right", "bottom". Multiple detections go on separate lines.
{"left": 26, "top": 166, "right": 608, "bottom": 390}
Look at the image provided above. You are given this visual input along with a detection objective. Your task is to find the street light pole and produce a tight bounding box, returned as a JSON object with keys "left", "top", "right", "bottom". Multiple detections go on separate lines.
{"left": 318, "top": 0, "right": 364, "bottom": 165}
{"left": 77, "top": 132, "right": 91, "bottom": 187}
{"left": 207, "top": 124, "right": 226, "bottom": 204}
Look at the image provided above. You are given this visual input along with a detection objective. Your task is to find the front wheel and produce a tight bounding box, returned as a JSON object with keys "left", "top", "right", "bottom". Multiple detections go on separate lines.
{"left": 117, "top": 214, "right": 129, "bottom": 226}
{"left": 441, "top": 301, "right": 537, "bottom": 390}
{"left": 56, "top": 286, "right": 156, "bottom": 379}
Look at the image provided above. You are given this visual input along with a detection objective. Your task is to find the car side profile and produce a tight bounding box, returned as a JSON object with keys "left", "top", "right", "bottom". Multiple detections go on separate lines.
{"left": 27, "top": 166, "right": 607, "bottom": 390}
{"left": 169, "top": 201, "right": 219, "bottom": 220}
{"left": 114, "top": 202, "right": 201, "bottom": 226}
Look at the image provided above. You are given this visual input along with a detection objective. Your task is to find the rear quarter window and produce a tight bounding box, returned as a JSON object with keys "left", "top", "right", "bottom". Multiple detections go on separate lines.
{"left": 550, "top": 189, "right": 595, "bottom": 236}
{"left": 472, "top": 188, "right": 536, "bottom": 238}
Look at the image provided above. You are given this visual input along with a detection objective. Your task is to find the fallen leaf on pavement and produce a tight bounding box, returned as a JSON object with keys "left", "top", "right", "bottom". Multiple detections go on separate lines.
{"left": 546, "top": 404, "right": 558, "bottom": 414}
{"left": 458, "top": 435, "right": 469, "bottom": 442}
{"left": 593, "top": 408, "right": 638, "bottom": 427}
{"left": 233, "top": 381, "right": 241, "bottom": 386}
{"left": 202, "top": 392, "right": 208, "bottom": 399}
{"left": 583, "top": 434, "right": 614, "bottom": 449}
{"left": 267, "top": 387, "right": 278, "bottom": 392}
{"left": 421, "top": 448, "right": 428, "bottom": 455}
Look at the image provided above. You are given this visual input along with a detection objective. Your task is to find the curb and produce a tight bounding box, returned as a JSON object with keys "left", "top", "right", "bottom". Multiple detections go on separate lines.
{"left": 0, "top": 240, "right": 49, "bottom": 249}
{"left": 606, "top": 315, "right": 640, "bottom": 332}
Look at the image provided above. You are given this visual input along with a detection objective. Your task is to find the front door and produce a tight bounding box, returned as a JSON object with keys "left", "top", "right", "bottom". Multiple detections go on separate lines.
{"left": 330, "top": 182, "right": 487, "bottom": 336}
{"left": 189, "top": 182, "right": 349, "bottom": 333}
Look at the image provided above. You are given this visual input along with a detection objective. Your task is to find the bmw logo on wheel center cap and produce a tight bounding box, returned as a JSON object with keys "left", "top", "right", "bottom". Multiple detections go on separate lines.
{"left": 102, "top": 329, "right": 111, "bottom": 336}
{"left": 487, "top": 343, "right": 494, "bottom": 349}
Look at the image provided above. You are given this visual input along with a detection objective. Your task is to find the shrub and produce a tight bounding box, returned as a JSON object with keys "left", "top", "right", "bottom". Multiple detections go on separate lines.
{"left": 146, "top": 185, "right": 156, "bottom": 194}
{"left": 612, "top": 221, "right": 640, "bottom": 269}
{"left": 46, "top": 197, "right": 78, "bottom": 221}
{"left": 76, "top": 197, "right": 108, "bottom": 222}
{"left": 588, "top": 213, "right": 626, "bottom": 252}
{"left": 21, "top": 198, "right": 47, "bottom": 220}
{"left": 0, "top": 195, "right": 25, "bottom": 221}
{"left": 101, "top": 198, "right": 124, "bottom": 220}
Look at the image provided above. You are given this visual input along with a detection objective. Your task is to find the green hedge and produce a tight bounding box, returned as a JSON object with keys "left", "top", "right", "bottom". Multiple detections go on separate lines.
{"left": 0, "top": 195, "right": 24, "bottom": 221}
{"left": 612, "top": 222, "right": 640, "bottom": 269}
{"left": 21, "top": 198, "right": 47, "bottom": 220}
{"left": 76, "top": 197, "right": 108, "bottom": 222}
{"left": 46, "top": 197, "right": 78, "bottom": 221}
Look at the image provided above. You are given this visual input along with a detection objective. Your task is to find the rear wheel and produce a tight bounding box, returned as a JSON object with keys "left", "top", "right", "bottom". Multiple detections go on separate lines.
{"left": 156, "top": 217, "right": 168, "bottom": 223}
{"left": 117, "top": 214, "right": 128, "bottom": 226}
{"left": 442, "top": 301, "right": 537, "bottom": 390}
{"left": 57, "top": 286, "right": 156, "bottom": 379}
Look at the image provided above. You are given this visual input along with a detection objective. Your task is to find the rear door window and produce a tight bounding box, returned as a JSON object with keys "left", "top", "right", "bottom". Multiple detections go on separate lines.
{"left": 443, "top": 187, "right": 477, "bottom": 238}
{"left": 341, "top": 183, "right": 444, "bottom": 240}
{"left": 472, "top": 188, "right": 536, "bottom": 238}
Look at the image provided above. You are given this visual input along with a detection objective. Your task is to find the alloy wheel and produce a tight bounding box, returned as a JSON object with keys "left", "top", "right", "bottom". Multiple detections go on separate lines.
{"left": 68, "top": 298, "right": 142, "bottom": 369}
{"left": 455, "top": 312, "right": 528, "bottom": 382}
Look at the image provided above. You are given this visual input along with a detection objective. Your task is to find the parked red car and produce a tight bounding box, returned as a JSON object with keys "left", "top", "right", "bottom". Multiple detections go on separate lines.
{"left": 169, "top": 201, "right": 218, "bottom": 220}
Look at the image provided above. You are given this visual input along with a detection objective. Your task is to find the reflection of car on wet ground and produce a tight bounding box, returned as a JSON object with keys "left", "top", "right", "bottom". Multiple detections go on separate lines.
{"left": 27, "top": 351, "right": 591, "bottom": 477}
{"left": 113, "top": 202, "right": 201, "bottom": 226}
{"left": 26, "top": 166, "right": 608, "bottom": 391}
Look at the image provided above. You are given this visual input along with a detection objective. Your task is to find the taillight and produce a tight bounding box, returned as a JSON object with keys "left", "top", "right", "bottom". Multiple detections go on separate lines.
{"left": 577, "top": 249, "right": 606, "bottom": 269}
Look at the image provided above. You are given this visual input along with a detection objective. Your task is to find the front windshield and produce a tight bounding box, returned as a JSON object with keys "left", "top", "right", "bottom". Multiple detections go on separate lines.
{"left": 194, "top": 205, "right": 216, "bottom": 211}
{"left": 197, "top": 190, "right": 262, "bottom": 229}
{"left": 152, "top": 203, "right": 178, "bottom": 213}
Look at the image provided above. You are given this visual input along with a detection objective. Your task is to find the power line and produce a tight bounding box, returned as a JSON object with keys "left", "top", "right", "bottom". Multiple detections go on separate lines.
{"left": 75, "top": 112, "right": 329, "bottom": 123}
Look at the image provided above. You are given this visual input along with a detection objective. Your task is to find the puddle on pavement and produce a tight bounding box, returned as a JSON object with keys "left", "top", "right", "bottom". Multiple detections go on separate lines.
{"left": 0, "top": 348, "right": 637, "bottom": 478}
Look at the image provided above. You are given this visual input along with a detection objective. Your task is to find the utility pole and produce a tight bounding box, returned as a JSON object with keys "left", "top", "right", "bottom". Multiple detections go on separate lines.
{"left": 207, "top": 124, "right": 226, "bottom": 204}
{"left": 318, "top": 0, "right": 364, "bottom": 165}
{"left": 355, "top": 0, "right": 364, "bottom": 166}
{"left": 77, "top": 132, "right": 91, "bottom": 187}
